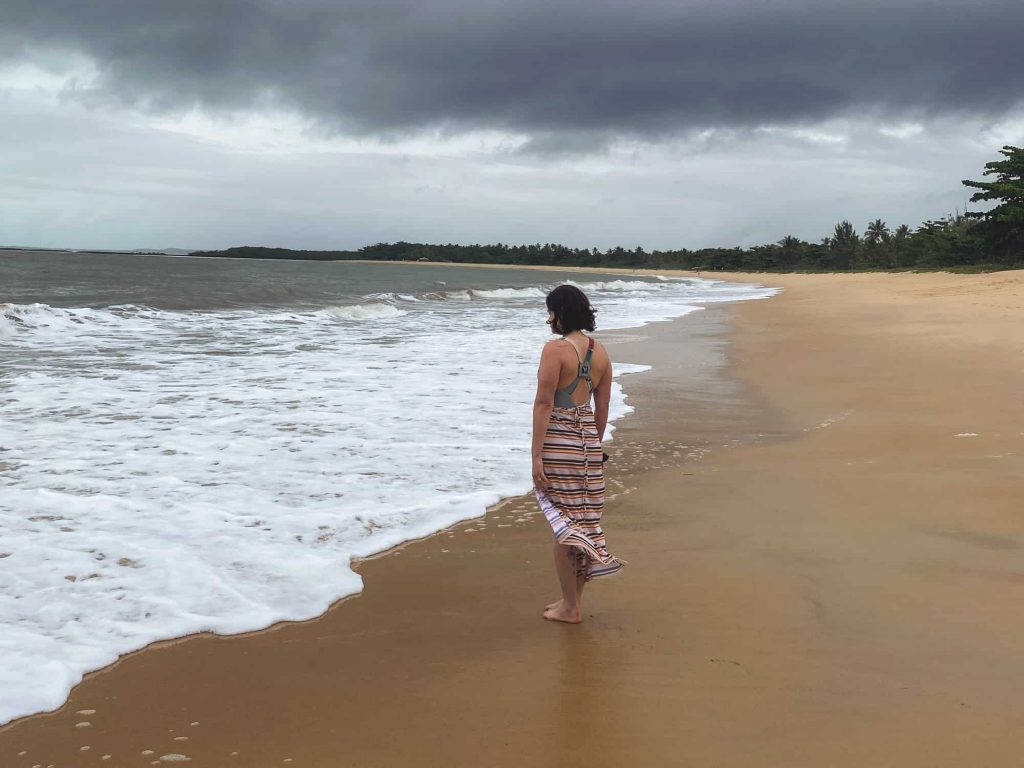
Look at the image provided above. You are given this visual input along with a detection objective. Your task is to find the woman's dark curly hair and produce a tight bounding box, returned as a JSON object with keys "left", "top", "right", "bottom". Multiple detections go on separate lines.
{"left": 546, "top": 284, "right": 597, "bottom": 335}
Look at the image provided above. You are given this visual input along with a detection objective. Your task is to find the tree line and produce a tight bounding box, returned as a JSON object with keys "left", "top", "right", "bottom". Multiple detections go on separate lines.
{"left": 193, "top": 145, "right": 1024, "bottom": 272}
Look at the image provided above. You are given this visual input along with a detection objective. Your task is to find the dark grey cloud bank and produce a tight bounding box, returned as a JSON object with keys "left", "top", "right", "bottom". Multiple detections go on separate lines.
{"left": 4, "top": 0, "right": 1023, "bottom": 142}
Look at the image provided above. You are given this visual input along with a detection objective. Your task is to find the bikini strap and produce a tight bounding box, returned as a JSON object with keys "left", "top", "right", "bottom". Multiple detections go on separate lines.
{"left": 557, "top": 336, "right": 595, "bottom": 400}
{"left": 581, "top": 338, "right": 594, "bottom": 391}
{"left": 564, "top": 336, "right": 583, "bottom": 364}
{"left": 564, "top": 336, "right": 594, "bottom": 361}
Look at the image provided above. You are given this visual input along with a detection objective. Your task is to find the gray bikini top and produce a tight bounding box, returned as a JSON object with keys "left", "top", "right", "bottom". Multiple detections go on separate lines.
{"left": 554, "top": 337, "right": 595, "bottom": 408}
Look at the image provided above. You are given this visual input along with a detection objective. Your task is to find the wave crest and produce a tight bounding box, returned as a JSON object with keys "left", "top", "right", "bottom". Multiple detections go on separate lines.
{"left": 0, "top": 302, "right": 146, "bottom": 338}
{"left": 324, "top": 303, "right": 406, "bottom": 321}
{"left": 469, "top": 286, "right": 549, "bottom": 300}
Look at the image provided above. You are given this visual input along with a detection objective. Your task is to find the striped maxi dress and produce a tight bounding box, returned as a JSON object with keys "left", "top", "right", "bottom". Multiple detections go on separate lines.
{"left": 533, "top": 342, "right": 624, "bottom": 581}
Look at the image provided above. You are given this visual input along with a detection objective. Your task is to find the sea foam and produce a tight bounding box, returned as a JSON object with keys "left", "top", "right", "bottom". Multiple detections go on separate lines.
{"left": 0, "top": 274, "right": 775, "bottom": 725}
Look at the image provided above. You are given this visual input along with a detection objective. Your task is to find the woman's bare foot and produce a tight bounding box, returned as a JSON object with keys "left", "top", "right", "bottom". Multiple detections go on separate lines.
{"left": 546, "top": 599, "right": 562, "bottom": 611}
{"left": 543, "top": 602, "right": 581, "bottom": 624}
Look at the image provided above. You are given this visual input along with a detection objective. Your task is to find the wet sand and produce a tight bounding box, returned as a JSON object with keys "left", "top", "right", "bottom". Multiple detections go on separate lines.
{"left": 3, "top": 269, "right": 1024, "bottom": 767}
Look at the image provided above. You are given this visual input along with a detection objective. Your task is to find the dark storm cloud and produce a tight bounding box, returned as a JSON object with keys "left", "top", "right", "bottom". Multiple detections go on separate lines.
{"left": 4, "top": 0, "right": 1023, "bottom": 140}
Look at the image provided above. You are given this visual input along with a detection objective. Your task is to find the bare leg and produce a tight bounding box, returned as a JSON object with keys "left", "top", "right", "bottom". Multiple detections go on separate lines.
{"left": 547, "top": 555, "right": 587, "bottom": 611}
{"left": 543, "top": 543, "right": 582, "bottom": 623}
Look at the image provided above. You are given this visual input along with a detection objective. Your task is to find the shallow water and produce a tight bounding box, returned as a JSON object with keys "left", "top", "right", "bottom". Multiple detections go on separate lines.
{"left": 0, "top": 250, "right": 775, "bottom": 724}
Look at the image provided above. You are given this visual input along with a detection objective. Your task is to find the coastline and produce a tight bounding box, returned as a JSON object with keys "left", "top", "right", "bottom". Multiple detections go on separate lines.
{"left": 0, "top": 296, "right": 771, "bottom": 762}
{"left": 3, "top": 268, "right": 1024, "bottom": 766}
{"left": 340, "top": 257, "right": 712, "bottom": 276}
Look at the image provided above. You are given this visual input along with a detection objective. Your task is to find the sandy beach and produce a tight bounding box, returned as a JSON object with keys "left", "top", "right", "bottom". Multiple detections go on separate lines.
{"left": 3, "top": 268, "right": 1023, "bottom": 767}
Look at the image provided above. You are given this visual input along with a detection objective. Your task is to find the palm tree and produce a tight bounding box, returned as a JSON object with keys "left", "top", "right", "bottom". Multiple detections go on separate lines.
{"left": 865, "top": 218, "right": 890, "bottom": 245}
{"left": 828, "top": 221, "right": 860, "bottom": 270}
{"left": 831, "top": 220, "right": 859, "bottom": 248}
{"left": 775, "top": 235, "right": 803, "bottom": 268}
{"left": 892, "top": 224, "right": 911, "bottom": 268}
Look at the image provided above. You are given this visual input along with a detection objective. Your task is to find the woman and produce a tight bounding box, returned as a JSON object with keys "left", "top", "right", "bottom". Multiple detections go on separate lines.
{"left": 532, "top": 284, "right": 624, "bottom": 624}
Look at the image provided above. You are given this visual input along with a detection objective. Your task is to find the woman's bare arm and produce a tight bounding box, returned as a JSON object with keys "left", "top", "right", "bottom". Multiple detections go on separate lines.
{"left": 531, "top": 343, "right": 560, "bottom": 488}
{"left": 593, "top": 353, "right": 612, "bottom": 442}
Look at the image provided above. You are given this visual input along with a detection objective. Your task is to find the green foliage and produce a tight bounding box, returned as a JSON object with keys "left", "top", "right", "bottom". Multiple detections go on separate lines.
{"left": 865, "top": 219, "right": 890, "bottom": 246}
{"left": 963, "top": 145, "right": 1024, "bottom": 258}
{"left": 189, "top": 246, "right": 361, "bottom": 261}
{"left": 191, "top": 149, "right": 1024, "bottom": 273}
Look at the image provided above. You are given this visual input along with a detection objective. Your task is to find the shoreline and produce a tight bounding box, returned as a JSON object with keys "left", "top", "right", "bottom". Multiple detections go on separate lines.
{"left": 339, "top": 257, "right": 729, "bottom": 278}
{"left": 3, "top": 269, "right": 1024, "bottom": 766}
{"left": 0, "top": 280, "right": 767, "bottom": 730}
{"left": 10, "top": 246, "right": 1017, "bottom": 278}
{"left": 0, "top": 299, "right": 770, "bottom": 752}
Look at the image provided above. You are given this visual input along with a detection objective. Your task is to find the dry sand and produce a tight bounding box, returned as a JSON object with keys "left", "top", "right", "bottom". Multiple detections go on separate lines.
{"left": 2, "top": 269, "right": 1023, "bottom": 767}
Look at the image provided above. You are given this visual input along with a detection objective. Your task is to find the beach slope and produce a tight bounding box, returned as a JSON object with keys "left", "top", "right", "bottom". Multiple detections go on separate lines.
{"left": 2, "top": 269, "right": 1023, "bottom": 767}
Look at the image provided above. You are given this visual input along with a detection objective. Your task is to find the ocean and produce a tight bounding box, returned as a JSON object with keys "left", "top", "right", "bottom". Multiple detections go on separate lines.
{"left": 0, "top": 249, "right": 775, "bottom": 724}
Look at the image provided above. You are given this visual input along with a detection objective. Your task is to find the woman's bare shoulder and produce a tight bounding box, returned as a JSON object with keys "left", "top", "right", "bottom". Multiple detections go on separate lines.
{"left": 540, "top": 338, "right": 570, "bottom": 357}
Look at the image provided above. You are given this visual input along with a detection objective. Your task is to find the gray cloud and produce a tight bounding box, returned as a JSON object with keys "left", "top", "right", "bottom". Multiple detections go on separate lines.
{"left": 2, "top": 85, "right": 1006, "bottom": 253}
{"left": 3, "top": 0, "right": 1023, "bottom": 144}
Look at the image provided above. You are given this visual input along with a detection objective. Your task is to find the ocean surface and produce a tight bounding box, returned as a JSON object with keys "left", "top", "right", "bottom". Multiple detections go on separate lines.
{"left": 0, "top": 250, "right": 775, "bottom": 724}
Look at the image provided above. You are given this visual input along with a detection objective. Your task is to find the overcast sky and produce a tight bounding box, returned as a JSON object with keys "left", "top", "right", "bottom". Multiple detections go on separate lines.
{"left": 2, "top": 0, "right": 1022, "bottom": 252}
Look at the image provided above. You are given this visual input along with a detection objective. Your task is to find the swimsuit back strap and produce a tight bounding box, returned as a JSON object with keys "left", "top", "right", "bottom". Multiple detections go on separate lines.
{"left": 581, "top": 338, "right": 594, "bottom": 392}
{"left": 554, "top": 336, "right": 595, "bottom": 404}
